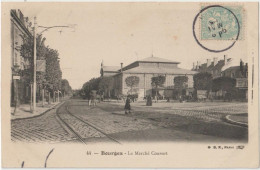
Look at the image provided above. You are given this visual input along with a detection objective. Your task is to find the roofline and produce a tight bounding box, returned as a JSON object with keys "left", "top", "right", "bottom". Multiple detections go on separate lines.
{"left": 121, "top": 60, "right": 180, "bottom": 72}
{"left": 113, "top": 71, "right": 196, "bottom": 76}
{"left": 138, "top": 60, "right": 180, "bottom": 64}
{"left": 11, "top": 10, "right": 33, "bottom": 38}
{"left": 103, "top": 71, "right": 120, "bottom": 73}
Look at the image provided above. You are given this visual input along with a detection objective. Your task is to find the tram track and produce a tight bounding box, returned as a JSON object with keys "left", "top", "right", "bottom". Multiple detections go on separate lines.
{"left": 56, "top": 101, "right": 121, "bottom": 145}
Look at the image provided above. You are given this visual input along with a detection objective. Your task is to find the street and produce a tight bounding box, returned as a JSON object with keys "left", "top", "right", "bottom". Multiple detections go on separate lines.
{"left": 11, "top": 99, "right": 248, "bottom": 144}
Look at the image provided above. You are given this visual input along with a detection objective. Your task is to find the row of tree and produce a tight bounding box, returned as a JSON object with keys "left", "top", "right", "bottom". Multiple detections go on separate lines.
{"left": 20, "top": 34, "right": 72, "bottom": 102}
{"left": 80, "top": 77, "right": 113, "bottom": 99}
{"left": 174, "top": 72, "right": 237, "bottom": 99}
{"left": 79, "top": 72, "right": 239, "bottom": 100}
{"left": 79, "top": 75, "right": 167, "bottom": 99}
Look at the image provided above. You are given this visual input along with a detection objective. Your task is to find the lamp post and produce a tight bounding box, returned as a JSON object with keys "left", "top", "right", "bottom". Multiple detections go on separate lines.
{"left": 31, "top": 16, "right": 75, "bottom": 113}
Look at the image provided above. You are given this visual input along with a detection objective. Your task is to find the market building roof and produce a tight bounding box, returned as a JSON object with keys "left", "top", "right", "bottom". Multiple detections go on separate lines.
{"left": 137, "top": 56, "right": 180, "bottom": 64}
{"left": 122, "top": 66, "right": 196, "bottom": 75}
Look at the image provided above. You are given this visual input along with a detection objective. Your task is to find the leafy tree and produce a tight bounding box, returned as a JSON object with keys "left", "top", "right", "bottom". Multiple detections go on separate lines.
{"left": 61, "top": 79, "right": 72, "bottom": 96}
{"left": 174, "top": 76, "right": 188, "bottom": 96}
{"left": 151, "top": 75, "right": 166, "bottom": 96}
{"left": 98, "top": 77, "right": 113, "bottom": 97}
{"left": 212, "top": 77, "right": 236, "bottom": 92}
{"left": 174, "top": 76, "right": 188, "bottom": 90}
{"left": 193, "top": 72, "right": 212, "bottom": 91}
{"left": 82, "top": 77, "right": 101, "bottom": 99}
{"left": 20, "top": 34, "right": 63, "bottom": 101}
{"left": 125, "top": 76, "right": 140, "bottom": 95}
{"left": 20, "top": 35, "right": 47, "bottom": 86}
{"left": 45, "top": 48, "right": 62, "bottom": 94}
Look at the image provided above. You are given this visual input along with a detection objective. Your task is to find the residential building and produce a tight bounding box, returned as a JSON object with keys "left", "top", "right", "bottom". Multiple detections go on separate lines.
{"left": 192, "top": 55, "right": 248, "bottom": 100}
{"left": 11, "top": 9, "right": 33, "bottom": 106}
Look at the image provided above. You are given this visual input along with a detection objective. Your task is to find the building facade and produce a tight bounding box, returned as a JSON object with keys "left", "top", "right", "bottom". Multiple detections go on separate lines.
{"left": 11, "top": 9, "right": 33, "bottom": 106}
{"left": 192, "top": 55, "right": 248, "bottom": 100}
{"left": 100, "top": 56, "right": 197, "bottom": 99}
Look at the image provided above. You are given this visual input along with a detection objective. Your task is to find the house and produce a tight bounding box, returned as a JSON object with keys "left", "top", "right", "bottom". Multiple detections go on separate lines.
{"left": 11, "top": 9, "right": 33, "bottom": 106}
{"left": 192, "top": 55, "right": 248, "bottom": 100}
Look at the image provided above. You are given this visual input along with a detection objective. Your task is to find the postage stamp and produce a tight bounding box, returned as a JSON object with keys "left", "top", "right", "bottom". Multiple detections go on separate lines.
{"left": 200, "top": 5, "right": 243, "bottom": 40}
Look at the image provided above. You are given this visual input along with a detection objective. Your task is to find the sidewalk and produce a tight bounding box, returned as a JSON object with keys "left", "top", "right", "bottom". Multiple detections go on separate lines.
{"left": 225, "top": 113, "right": 248, "bottom": 127}
{"left": 11, "top": 101, "right": 61, "bottom": 120}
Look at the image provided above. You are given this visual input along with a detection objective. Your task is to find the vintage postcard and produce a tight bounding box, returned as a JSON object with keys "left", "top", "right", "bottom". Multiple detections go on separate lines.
{"left": 1, "top": 2, "right": 259, "bottom": 168}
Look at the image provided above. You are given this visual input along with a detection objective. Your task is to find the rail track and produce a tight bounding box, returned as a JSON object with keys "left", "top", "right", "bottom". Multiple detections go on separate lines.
{"left": 56, "top": 101, "right": 121, "bottom": 145}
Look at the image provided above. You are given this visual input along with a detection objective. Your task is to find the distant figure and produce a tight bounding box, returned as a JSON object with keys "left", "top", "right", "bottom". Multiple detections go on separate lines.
{"left": 101, "top": 94, "right": 104, "bottom": 101}
{"left": 91, "top": 92, "right": 97, "bottom": 106}
{"left": 124, "top": 96, "right": 131, "bottom": 114}
{"left": 179, "top": 95, "right": 183, "bottom": 103}
{"left": 146, "top": 95, "right": 152, "bottom": 106}
{"left": 154, "top": 95, "right": 158, "bottom": 103}
{"left": 88, "top": 95, "right": 91, "bottom": 106}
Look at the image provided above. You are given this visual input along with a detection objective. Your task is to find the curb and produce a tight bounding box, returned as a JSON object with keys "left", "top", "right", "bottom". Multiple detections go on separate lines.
{"left": 11, "top": 101, "right": 65, "bottom": 121}
{"left": 224, "top": 114, "right": 248, "bottom": 128}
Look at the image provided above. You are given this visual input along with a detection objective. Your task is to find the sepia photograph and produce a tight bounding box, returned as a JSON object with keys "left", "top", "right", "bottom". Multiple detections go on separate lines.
{"left": 1, "top": 2, "right": 259, "bottom": 168}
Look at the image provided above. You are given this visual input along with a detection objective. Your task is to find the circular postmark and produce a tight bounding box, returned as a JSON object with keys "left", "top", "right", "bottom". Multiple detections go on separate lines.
{"left": 193, "top": 5, "right": 240, "bottom": 53}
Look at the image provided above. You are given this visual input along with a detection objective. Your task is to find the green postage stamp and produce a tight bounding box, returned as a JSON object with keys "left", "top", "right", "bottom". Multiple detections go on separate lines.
{"left": 200, "top": 5, "right": 243, "bottom": 40}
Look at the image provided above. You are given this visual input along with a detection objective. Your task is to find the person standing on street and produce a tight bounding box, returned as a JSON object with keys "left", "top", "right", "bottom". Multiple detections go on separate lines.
{"left": 124, "top": 96, "right": 131, "bottom": 114}
{"left": 146, "top": 95, "right": 152, "bottom": 106}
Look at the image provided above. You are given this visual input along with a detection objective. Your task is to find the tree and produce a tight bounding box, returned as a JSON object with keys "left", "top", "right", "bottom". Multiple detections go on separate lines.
{"left": 44, "top": 47, "right": 62, "bottom": 100}
{"left": 20, "top": 35, "right": 47, "bottom": 87}
{"left": 61, "top": 79, "right": 72, "bottom": 96}
{"left": 151, "top": 75, "right": 166, "bottom": 97}
{"left": 212, "top": 77, "right": 236, "bottom": 92}
{"left": 82, "top": 77, "right": 101, "bottom": 99}
{"left": 125, "top": 76, "right": 140, "bottom": 95}
{"left": 98, "top": 77, "right": 113, "bottom": 98}
{"left": 174, "top": 76, "right": 188, "bottom": 90}
{"left": 20, "top": 34, "right": 63, "bottom": 102}
{"left": 174, "top": 76, "right": 188, "bottom": 96}
{"left": 193, "top": 72, "right": 212, "bottom": 91}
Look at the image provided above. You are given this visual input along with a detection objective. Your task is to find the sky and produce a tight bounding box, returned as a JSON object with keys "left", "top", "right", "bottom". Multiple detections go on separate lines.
{"left": 18, "top": 3, "right": 247, "bottom": 89}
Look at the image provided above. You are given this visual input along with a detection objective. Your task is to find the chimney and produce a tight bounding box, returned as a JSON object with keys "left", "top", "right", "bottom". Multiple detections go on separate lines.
{"left": 213, "top": 57, "right": 218, "bottom": 66}
{"left": 120, "top": 63, "right": 123, "bottom": 72}
{"left": 207, "top": 59, "right": 211, "bottom": 67}
{"left": 224, "top": 55, "right": 227, "bottom": 65}
{"left": 193, "top": 62, "right": 195, "bottom": 70}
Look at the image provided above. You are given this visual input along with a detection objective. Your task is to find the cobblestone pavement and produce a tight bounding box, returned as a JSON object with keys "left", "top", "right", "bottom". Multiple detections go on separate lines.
{"left": 11, "top": 104, "right": 76, "bottom": 143}
{"left": 108, "top": 101, "right": 248, "bottom": 122}
{"left": 57, "top": 102, "right": 106, "bottom": 139}
{"left": 97, "top": 101, "right": 248, "bottom": 141}
{"left": 11, "top": 99, "right": 248, "bottom": 143}
{"left": 67, "top": 101, "right": 157, "bottom": 135}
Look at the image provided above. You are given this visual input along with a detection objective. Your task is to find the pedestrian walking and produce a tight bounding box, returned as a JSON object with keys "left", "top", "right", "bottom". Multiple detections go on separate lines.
{"left": 124, "top": 96, "right": 131, "bottom": 114}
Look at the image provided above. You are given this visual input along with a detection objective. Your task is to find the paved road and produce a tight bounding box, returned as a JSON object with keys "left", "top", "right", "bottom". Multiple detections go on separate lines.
{"left": 11, "top": 99, "right": 248, "bottom": 143}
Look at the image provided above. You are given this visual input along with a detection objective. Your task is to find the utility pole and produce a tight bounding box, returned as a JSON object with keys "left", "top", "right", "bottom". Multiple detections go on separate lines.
{"left": 30, "top": 20, "right": 76, "bottom": 112}
{"left": 32, "top": 16, "right": 37, "bottom": 113}
{"left": 42, "top": 88, "right": 44, "bottom": 107}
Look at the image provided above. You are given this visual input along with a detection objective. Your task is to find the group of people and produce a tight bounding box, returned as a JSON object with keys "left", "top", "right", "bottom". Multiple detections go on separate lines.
{"left": 124, "top": 95, "right": 154, "bottom": 114}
